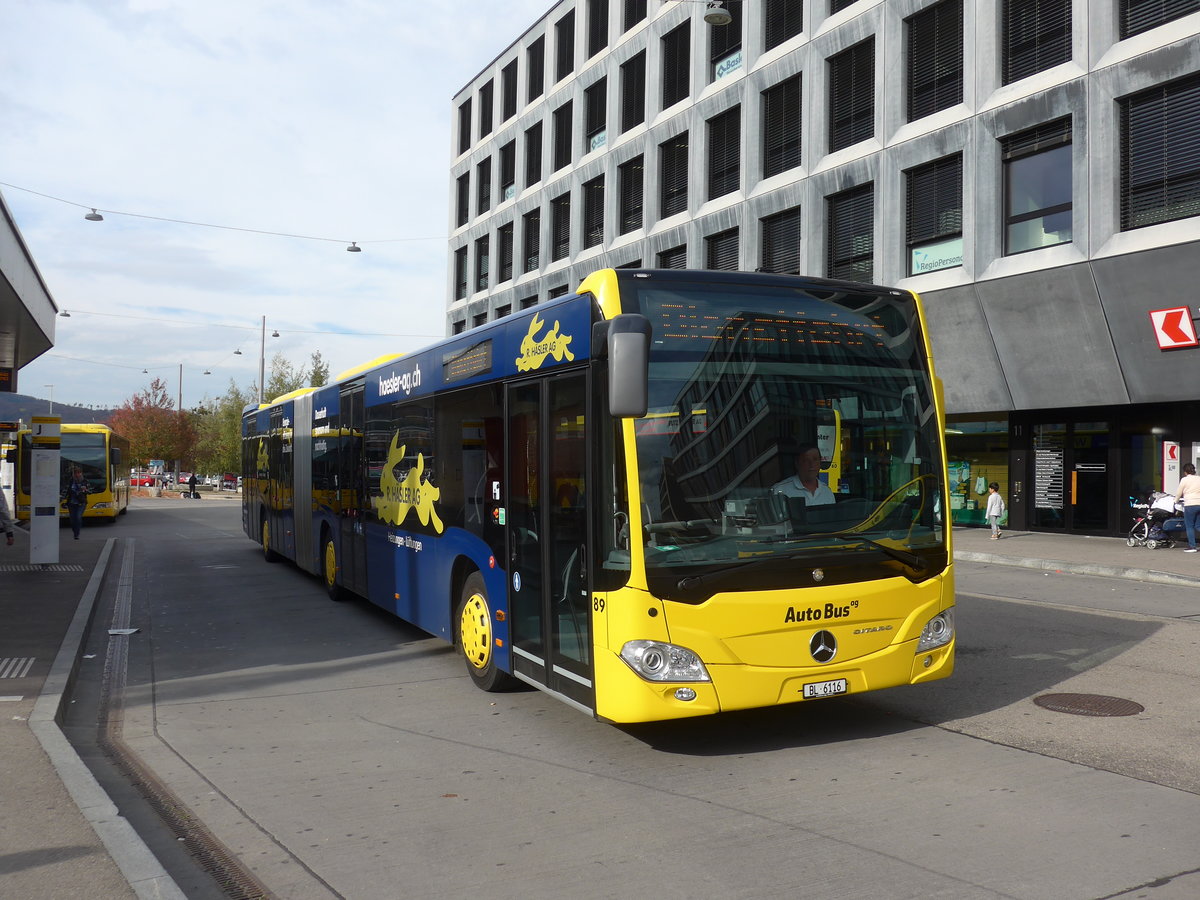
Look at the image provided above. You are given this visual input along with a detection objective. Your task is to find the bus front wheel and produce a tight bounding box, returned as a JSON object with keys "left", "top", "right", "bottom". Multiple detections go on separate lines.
{"left": 456, "top": 572, "right": 516, "bottom": 692}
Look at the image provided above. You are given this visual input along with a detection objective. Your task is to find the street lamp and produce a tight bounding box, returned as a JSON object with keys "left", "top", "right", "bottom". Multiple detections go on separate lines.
{"left": 44, "top": 384, "right": 54, "bottom": 415}
{"left": 257, "top": 316, "right": 280, "bottom": 404}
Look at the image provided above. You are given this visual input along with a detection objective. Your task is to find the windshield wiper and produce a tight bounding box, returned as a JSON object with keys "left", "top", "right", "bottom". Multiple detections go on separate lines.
{"left": 825, "top": 535, "right": 927, "bottom": 575}
{"left": 674, "top": 536, "right": 927, "bottom": 592}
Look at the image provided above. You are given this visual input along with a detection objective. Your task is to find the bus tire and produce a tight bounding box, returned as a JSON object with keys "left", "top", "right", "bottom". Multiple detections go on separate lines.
{"left": 456, "top": 572, "right": 517, "bottom": 692}
{"left": 322, "top": 532, "right": 347, "bottom": 601}
{"left": 261, "top": 515, "right": 280, "bottom": 563}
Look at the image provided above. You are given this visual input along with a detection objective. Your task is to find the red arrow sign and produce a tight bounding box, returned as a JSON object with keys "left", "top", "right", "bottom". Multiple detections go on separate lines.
{"left": 1149, "top": 307, "right": 1198, "bottom": 349}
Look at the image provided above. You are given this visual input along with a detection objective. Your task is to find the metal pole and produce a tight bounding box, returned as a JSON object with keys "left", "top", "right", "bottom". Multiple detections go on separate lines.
{"left": 258, "top": 315, "right": 266, "bottom": 404}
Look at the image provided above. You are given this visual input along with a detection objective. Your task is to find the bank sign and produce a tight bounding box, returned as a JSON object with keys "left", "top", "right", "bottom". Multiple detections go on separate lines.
{"left": 1149, "top": 306, "right": 1198, "bottom": 350}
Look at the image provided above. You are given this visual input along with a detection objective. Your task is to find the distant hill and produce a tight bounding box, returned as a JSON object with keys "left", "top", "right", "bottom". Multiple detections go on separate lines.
{"left": 0, "top": 392, "right": 116, "bottom": 427}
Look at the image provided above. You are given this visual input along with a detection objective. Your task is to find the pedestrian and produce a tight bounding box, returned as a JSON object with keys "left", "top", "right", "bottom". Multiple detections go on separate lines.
{"left": 63, "top": 466, "right": 90, "bottom": 540}
{"left": 986, "top": 481, "right": 1005, "bottom": 539}
{"left": 187, "top": 472, "right": 198, "bottom": 498}
{"left": 1176, "top": 462, "right": 1200, "bottom": 553}
{"left": 0, "top": 488, "right": 14, "bottom": 546}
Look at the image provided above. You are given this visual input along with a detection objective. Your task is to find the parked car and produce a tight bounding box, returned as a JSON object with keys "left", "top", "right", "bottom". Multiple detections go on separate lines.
{"left": 130, "top": 473, "right": 155, "bottom": 486}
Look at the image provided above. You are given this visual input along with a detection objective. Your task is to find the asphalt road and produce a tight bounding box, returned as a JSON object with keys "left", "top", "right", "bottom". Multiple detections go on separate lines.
{"left": 64, "top": 501, "right": 1200, "bottom": 899}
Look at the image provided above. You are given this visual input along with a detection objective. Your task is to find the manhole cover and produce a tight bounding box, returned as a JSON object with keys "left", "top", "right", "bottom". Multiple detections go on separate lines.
{"left": 1033, "top": 693, "right": 1144, "bottom": 717}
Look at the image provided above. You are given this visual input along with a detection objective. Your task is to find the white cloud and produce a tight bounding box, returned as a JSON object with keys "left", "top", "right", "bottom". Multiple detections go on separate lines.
{"left": 2, "top": 0, "right": 553, "bottom": 408}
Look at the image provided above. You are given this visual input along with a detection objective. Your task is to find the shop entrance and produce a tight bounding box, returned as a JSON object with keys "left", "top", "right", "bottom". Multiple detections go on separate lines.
{"left": 1030, "top": 421, "right": 1112, "bottom": 534}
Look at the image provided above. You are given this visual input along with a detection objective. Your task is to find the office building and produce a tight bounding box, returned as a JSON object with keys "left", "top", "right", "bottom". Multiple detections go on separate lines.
{"left": 448, "top": 0, "right": 1200, "bottom": 536}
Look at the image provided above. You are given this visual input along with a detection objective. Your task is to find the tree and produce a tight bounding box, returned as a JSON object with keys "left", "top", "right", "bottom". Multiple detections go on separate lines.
{"left": 264, "top": 351, "right": 307, "bottom": 402}
{"left": 190, "top": 380, "right": 252, "bottom": 475}
{"left": 107, "top": 378, "right": 197, "bottom": 468}
{"left": 309, "top": 350, "right": 330, "bottom": 387}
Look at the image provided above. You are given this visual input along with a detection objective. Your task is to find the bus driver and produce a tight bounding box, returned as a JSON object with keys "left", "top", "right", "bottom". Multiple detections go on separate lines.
{"left": 772, "top": 443, "right": 836, "bottom": 506}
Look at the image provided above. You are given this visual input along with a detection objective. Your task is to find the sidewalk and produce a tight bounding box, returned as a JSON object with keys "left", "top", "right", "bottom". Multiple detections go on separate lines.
{"left": 1, "top": 518, "right": 1197, "bottom": 898}
{"left": 952, "top": 524, "right": 1200, "bottom": 587}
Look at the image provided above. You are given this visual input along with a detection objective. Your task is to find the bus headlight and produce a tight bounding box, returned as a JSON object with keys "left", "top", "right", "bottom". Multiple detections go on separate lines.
{"left": 916, "top": 608, "right": 954, "bottom": 652}
{"left": 619, "top": 640, "right": 711, "bottom": 683}
{"left": 92, "top": 502, "right": 113, "bottom": 509}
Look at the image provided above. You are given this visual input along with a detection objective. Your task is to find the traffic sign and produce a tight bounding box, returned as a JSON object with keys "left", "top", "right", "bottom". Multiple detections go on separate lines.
{"left": 1149, "top": 307, "right": 1198, "bottom": 349}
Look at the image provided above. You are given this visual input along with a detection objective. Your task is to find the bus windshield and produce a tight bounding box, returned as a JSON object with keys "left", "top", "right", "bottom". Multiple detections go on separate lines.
{"left": 20, "top": 432, "right": 109, "bottom": 492}
{"left": 621, "top": 276, "right": 946, "bottom": 599}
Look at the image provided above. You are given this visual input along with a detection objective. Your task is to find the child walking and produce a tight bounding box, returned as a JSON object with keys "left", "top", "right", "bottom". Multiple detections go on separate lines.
{"left": 986, "top": 482, "right": 1005, "bottom": 539}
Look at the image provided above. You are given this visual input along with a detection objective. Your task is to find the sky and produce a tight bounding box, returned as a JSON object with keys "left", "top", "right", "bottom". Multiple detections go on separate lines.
{"left": 1, "top": 0, "right": 554, "bottom": 410}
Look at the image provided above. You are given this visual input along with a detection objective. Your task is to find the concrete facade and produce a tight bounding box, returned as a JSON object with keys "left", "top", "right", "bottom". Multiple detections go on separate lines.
{"left": 447, "top": 0, "right": 1200, "bottom": 534}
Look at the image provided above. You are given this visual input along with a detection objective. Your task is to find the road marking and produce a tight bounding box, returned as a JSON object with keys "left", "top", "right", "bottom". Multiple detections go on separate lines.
{"left": 0, "top": 658, "right": 35, "bottom": 678}
{"left": 1, "top": 696, "right": 24, "bottom": 702}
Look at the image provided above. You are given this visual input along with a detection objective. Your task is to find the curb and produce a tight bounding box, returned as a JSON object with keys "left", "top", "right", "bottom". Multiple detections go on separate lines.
{"left": 954, "top": 550, "right": 1200, "bottom": 589}
{"left": 27, "top": 538, "right": 187, "bottom": 900}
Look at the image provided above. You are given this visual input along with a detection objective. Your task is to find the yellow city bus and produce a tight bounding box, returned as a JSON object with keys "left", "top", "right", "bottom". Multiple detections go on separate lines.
{"left": 13, "top": 423, "right": 131, "bottom": 522}
{"left": 242, "top": 270, "right": 954, "bottom": 723}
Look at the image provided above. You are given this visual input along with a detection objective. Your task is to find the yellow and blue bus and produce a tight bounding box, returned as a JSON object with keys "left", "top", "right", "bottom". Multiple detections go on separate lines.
{"left": 242, "top": 270, "right": 954, "bottom": 723}
{"left": 14, "top": 423, "right": 131, "bottom": 522}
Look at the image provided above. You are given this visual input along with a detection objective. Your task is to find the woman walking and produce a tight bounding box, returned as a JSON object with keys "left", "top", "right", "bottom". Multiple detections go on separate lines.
{"left": 1177, "top": 463, "right": 1200, "bottom": 553}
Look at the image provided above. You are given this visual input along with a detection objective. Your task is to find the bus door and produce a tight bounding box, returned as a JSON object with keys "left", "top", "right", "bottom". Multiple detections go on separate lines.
{"left": 338, "top": 384, "right": 369, "bottom": 596}
{"left": 506, "top": 372, "right": 593, "bottom": 711}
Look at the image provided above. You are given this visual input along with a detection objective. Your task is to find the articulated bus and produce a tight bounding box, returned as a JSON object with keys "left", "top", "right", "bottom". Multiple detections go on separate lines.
{"left": 242, "top": 270, "right": 954, "bottom": 723}
{"left": 13, "top": 423, "right": 131, "bottom": 522}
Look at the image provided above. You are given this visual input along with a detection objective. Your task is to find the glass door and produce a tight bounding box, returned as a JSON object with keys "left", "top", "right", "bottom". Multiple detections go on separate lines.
{"left": 1031, "top": 420, "right": 1112, "bottom": 533}
{"left": 506, "top": 373, "right": 594, "bottom": 710}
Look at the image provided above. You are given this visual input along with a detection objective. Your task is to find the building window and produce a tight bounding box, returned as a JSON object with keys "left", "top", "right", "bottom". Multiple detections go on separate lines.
{"left": 478, "top": 80, "right": 494, "bottom": 139}
{"left": 906, "top": 154, "right": 963, "bottom": 275}
{"left": 624, "top": 0, "right": 647, "bottom": 30}
{"left": 499, "top": 140, "right": 516, "bottom": 202}
{"left": 454, "top": 246, "right": 468, "bottom": 299}
{"left": 619, "top": 155, "right": 644, "bottom": 234}
{"left": 1002, "top": 0, "right": 1071, "bottom": 86}
{"left": 710, "top": 0, "right": 742, "bottom": 81}
{"left": 907, "top": 0, "right": 963, "bottom": 123}
{"left": 520, "top": 295, "right": 538, "bottom": 310}
{"left": 1120, "top": 0, "right": 1200, "bottom": 38}
{"left": 525, "top": 122, "right": 543, "bottom": 188}
{"left": 764, "top": 0, "right": 803, "bottom": 51}
{"left": 1002, "top": 116, "right": 1072, "bottom": 253}
{"left": 616, "top": 258, "right": 643, "bottom": 268}
{"left": 496, "top": 304, "right": 512, "bottom": 319}
{"left": 455, "top": 173, "right": 470, "bottom": 227}
{"left": 556, "top": 10, "right": 576, "bottom": 82}
{"left": 553, "top": 101, "right": 573, "bottom": 171}
{"left": 548, "top": 284, "right": 570, "bottom": 299}
{"left": 473, "top": 312, "right": 488, "bottom": 329}
{"left": 457, "top": 98, "right": 472, "bottom": 155}
{"left": 523, "top": 209, "right": 541, "bottom": 273}
{"left": 498, "top": 222, "right": 514, "bottom": 283}
{"left": 662, "top": 22, "right": 690, "bottom": 109}
{"left": 475, "top": 235, "right": 490, "bottom": 292}
{"left": 551, "top": 192, "right": 571, "bottom": 261}
{"left": 1120, "top": 74, "right": 1200, "bottom": 230}
{"left": 583, "top": 176, "right": 605, "bottom": 249}
{"left": 501, "top": 59, "right": 518, "bottom": 121}
{"left": 620, "top": 51, "right": 646, "bottom": 133}
{"left": 760, "top": 206, "right": 801, "bottom": 274}
{"left": 585, "top": 78, "right": 607, "bottom": 153}
{"left": 453, "top": 320, "right": 466, "bottom": 334}
{"left": 762, "top": 74, "right": 801, "bottom": 178}
{"left": 660, "top": 131, "right": 689, "bottom": 219}
{"left": 828, "top": 38, "right": 875, "bottom": 153}
{"left": 831, "top": 0, "right": 858, "bottom": 12}
{"left": 527, "top": 36, "right": 545, "bottom": 103}
{"left": 658, "top": 245, "right": 687, "bottom": 268}
{"left": 827, "top": 183, "right": 874, "bottom": 282}
{"left": 707, "top": 106, "right": 740, "bottom": 200}
{"left": 705, "top": 228, "right": 739, "bottom": 270}
{"left": 588, "top": 0, "right": 609, "bottom": 57}
{"left": 476, "top": 157, "right": 492, "bottom": 216}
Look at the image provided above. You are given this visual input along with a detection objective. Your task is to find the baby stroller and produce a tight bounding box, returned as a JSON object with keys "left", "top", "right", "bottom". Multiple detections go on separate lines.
{"left": 1127, "top": 492, "right": 1182, "bottom": 549}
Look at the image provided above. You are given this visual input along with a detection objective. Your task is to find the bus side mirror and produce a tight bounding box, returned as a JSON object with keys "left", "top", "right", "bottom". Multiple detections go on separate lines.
{"left": 595, "top": 314, "right": 651, "bottom": 418}
{"left": 110, "top": 447, "right": 122, "bottom": 466}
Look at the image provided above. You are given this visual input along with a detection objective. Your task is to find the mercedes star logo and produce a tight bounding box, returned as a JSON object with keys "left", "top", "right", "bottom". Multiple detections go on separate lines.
{"left": 810, "top": 630, "right": 837, "bottom": 663}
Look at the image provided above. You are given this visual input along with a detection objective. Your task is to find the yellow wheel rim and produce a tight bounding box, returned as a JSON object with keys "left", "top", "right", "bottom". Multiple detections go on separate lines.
{"left": 324, "top": 541, "right": 337, "bottom": 588}
{"left": 459, "top": 591, "right": 492, "bottom": 671}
